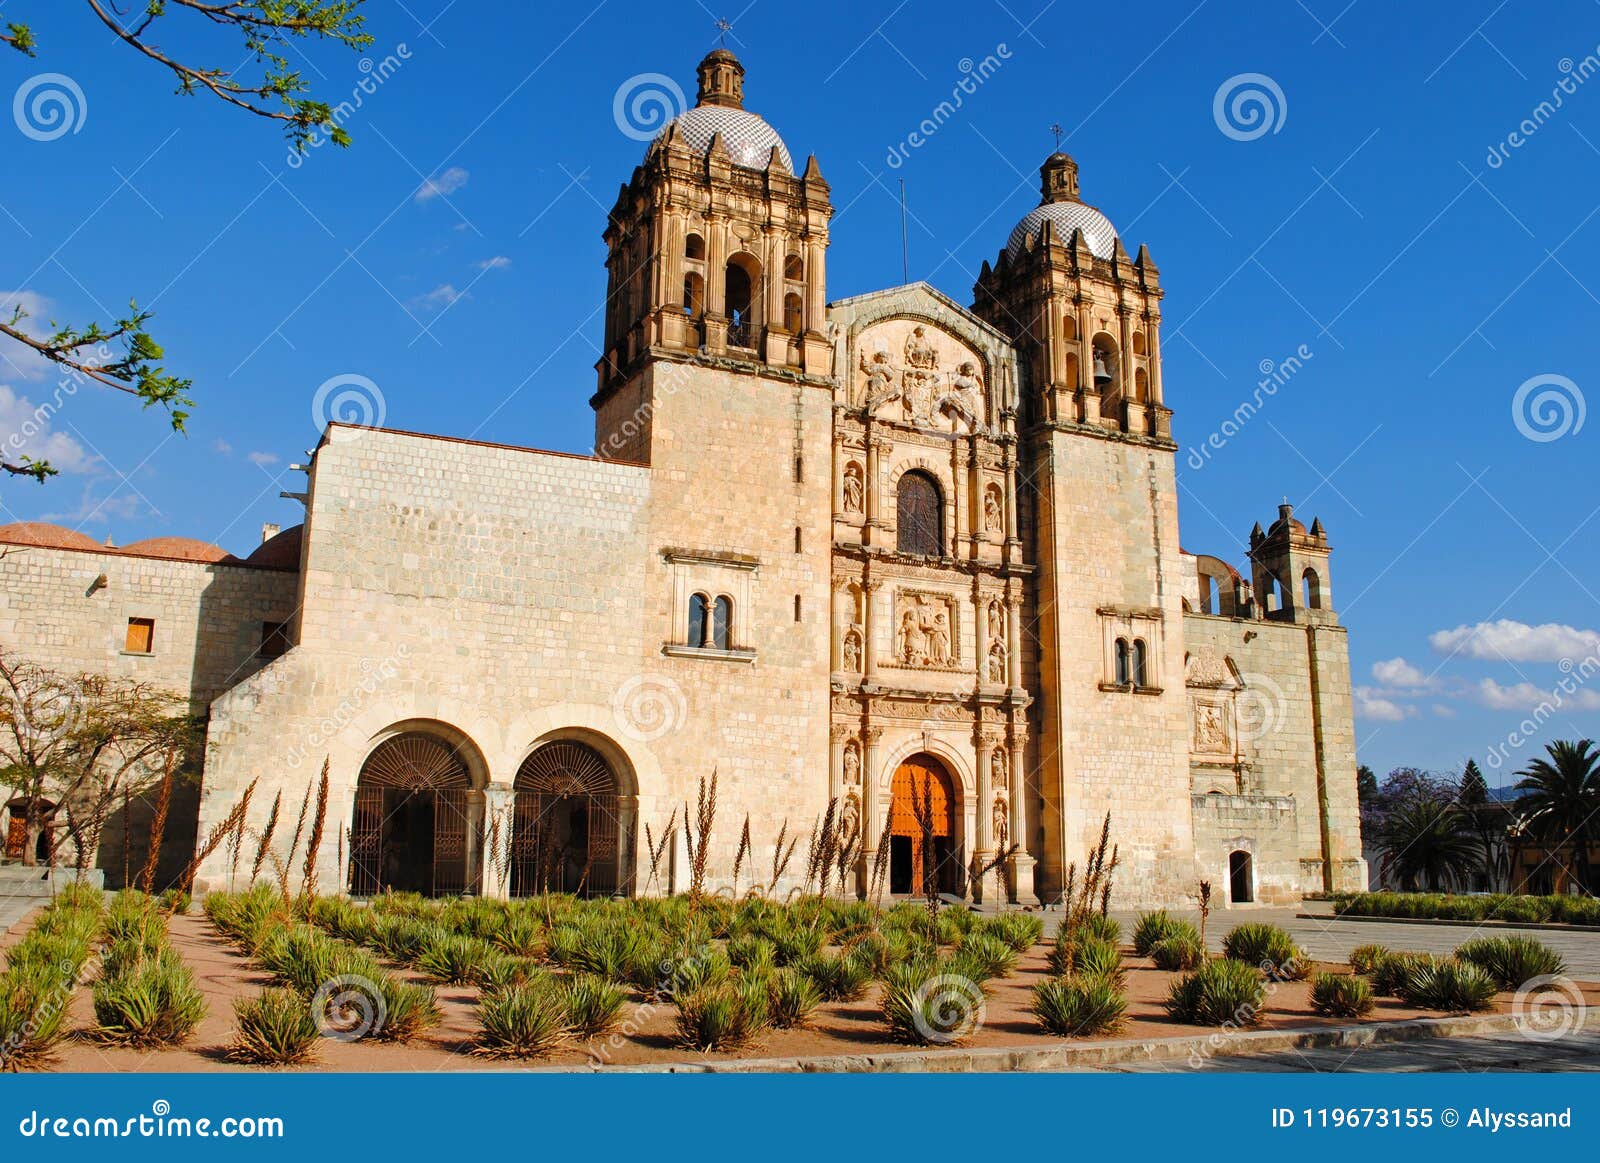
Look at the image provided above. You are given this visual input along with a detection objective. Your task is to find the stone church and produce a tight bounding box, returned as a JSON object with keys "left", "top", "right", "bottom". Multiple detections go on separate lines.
{"left": 0, "top": 49, "right": 1365, "bottom": 907}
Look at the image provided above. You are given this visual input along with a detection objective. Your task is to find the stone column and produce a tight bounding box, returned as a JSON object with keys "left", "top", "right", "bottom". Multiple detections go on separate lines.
{"left": 1003, "top": 441, "right": 1021, "bottom": 566}
{"left": 863, "top": 576, "right": 881, "bottom": 682}
{"left": 1148, "top": 313, "right": 1164, "bottom": 405}
{"left": 1007, "top": 725, "right": 1038, "bottom": 904}
{"left": 860, "top": 726, "right": 884, "bottom": 895}
{"left": 479, "top": 784, "right": 513, "bottom": 899}
{"left": 949, "top": 441, "right": 965, "bottom": 559}
{"left": 829, "top": 724, "right": 848, "bottom": 802}
{"left": 972, "top": 732, "right": 995, "bottom": 903}
{"left": 1006, "top": 590, "right": 1023, "bottom": 690}
{"left": 830, "top": 576, "right": 850, "bottom": 673}
{"left": 864, "top": 426, "right": 882, "bottom": 545}
{"left": 831, "top": 437, "right": 845, "bottom": 516}
{"left": 704, "top": 214, "right": 728, "bottom": 353}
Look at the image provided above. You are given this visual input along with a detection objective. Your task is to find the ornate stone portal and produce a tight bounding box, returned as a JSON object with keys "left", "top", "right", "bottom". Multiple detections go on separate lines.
{"left": 894, "top": 591, "right": 958, "bottom": 668}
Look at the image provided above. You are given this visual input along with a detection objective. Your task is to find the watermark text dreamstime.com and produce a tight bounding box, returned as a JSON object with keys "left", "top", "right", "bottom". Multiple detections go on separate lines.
{"left": 1486, "top": 47, "right": 1600, "bottom": 169}
{"left": 885, "top": 45, "right": 1012, "bottom": 169}
{"left": 286, "top": 43, "right": 412, "bottom": 168}
{"left": 1185, "top": 345, "right": 1313, "bottom": 470}
{"left": 1484, "top": 653, "right": 1600, "bottom": 771}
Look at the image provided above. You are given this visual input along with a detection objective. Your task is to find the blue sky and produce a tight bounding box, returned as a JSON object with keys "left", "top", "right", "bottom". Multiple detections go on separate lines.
{"left": 3, "top": 0, "right": 1600, "bottom": 785}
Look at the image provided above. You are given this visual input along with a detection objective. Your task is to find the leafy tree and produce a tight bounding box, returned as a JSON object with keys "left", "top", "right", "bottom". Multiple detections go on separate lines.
{"left": 3, "top": 1, "right": 373, "bottom": 481}
{"left": 1356, "top": 763, "right": 1379, "bottom": 842}
{"left": 0, "top": 646, "right": 196, "bottom": 867}
{"left": 1375, "top": 796, "right": 1480, "bottom": 892}
{"left": 1515, "top": 739, "right": 1600, "bottom": 894}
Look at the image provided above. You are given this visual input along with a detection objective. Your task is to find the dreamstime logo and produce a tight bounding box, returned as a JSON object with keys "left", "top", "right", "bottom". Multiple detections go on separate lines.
{"left": 1212, "top": 73, "right": 1286, "bottom": 141}
{"left": 311, "top": 373, "right": 386, "bottom": 433}
{"left": 610, "top": 675, "right": 687, "bottom": 742}
{"left": 1486, "top": 47, "right": 1600, "bottom": 169}
{"left": 286, "top": 43, "right": 412, "bottom": 169}
{"left": 17, "top": 674, "right": 85, "bottom": 751}
{"left": 612, "top": 73, "right": 686, "bottom": 142}
{"left": 1234, "top": 673, "right": 1288, "bottom": 744}
{"left": 1512, "top": 975, "right": 1586, "bottom": 1042}
{"left": 1185, "top": 344, "right": 1313, "bottom": 470}
{"left": 1484, "top": 653, "right": 1600, "bottom": 771}
{"left": 884, "top": 44, "right": 1012, "bottom": 169}
{"left": 1512, "top": 373, "right": 1584, "bottom": 442}
{"left": 311, "top": 974, "right": 386, "bottom": 1041}
{"left": 912, "top": 973, "right": 986, "bottom": 1044}
{"left": 13, "top": 73, "right": 88, "bottom": 141}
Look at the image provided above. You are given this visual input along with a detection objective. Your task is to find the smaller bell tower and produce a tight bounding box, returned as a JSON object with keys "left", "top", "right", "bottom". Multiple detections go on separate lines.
{"left": 1249, "top": 504, "right": 1337, "bottom": 625}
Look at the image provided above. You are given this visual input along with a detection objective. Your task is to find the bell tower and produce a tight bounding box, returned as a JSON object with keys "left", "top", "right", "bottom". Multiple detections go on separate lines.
{"left": 973, "top": 152, "right": 1168, "bottom": 439}
{"left": 1249, "top": 504, "right": 1337, "bottom": 625}
{"left": 970, "top": 149, "right": 1194, "bottom": 904}
{"left": 594, "top": 46, "right": 832, "bottom": 440}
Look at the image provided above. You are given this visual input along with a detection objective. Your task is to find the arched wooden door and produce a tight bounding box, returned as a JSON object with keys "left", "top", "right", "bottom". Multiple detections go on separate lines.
{"left": 888, "top": 754, "right": 959, "bottom": 895}
{"left": 349, "top": 734, "right": 473, "bottom": 897}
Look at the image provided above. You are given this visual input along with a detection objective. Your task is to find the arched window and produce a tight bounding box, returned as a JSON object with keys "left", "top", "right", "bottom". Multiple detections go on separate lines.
{"left": 783, "top": 292, "right": 803, "bottom": 333}
{"left": 682, "top": 272, "right": 704, "bottom": 318}
{"left": 1114, "top": 638, "right": 1130, "bottom": 686}
{"left": 783, "top": 254, "right": 804, "bottom": 280}
{"left": 895, "top": 470, "right": 943, "bottom": 556}
{"left": 688, "top": 592, "right": 709, "bottom": 647}
{"left": 1302, "top": 568, "right": 1323, "bottom": 610}
{"left": 725, "top": 255, "right": 759, "bottom": 348}
{"left": 1132, "top": 639, "right": 1148, "bottom": 687}
{"left": 711, "top": 596, "right": 733, "bottom": 650}
{"left": 685, "top": 233, "right": 706, "bottom": 260}
{"left": 1200, "top": 575, "right": 1218, "bottom": 616}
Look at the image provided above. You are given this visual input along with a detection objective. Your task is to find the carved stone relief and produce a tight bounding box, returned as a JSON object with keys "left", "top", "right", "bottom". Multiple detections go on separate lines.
{"left": 854, "top": 320, "right": 988, "bottom": 433}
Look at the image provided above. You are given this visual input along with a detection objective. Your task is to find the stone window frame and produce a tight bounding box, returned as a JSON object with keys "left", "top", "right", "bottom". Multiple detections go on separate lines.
{"left": 1097, "top": 606, "right": 1163, "bottom": 694}
{"left": 662, "top": 548, "right": 757, "bottom": 663}
{"left": 121, "top": 615, "right": 156, "bottom": 657}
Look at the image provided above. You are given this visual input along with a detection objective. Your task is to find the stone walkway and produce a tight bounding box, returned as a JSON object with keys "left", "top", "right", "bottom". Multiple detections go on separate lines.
{"left": 1098, "top": 1028, "right": 1600, "bottom": 1072}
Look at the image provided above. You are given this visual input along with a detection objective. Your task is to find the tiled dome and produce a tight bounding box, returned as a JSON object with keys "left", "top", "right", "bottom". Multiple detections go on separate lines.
{"left": 1006, "top": 200, "right": 1119, "bottom": 259}
{"left": 656, "top": 104, "right": 791, "bottom": 172}
{"left": 121, "top": 536, "right": 233, "bottom": 563}
{"left": 0, "top": 521, "right": 103, "bottom": 551}
{"left": 245, "top": 524, "right": 303, "bottom": 571}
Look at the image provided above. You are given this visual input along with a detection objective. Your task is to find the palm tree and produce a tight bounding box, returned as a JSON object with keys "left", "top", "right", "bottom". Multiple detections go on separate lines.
{"left": 1376, "top": 797, "right": 1480, "bottom": 892}
{"left": 1515, "top": 738, "right": 1600, "bottom": 894}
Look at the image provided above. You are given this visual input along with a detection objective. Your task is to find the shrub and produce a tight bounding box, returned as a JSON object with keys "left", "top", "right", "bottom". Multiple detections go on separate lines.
{"left": 1455, "top": 935, "right": 1566, "bottom": 990}
{"left": 1371, "top": 952, "right": 1435, "bottom": 997}
{"left": 89, "top": 948, "right": 206, "bottom": 1046}
{"left": 565, "top": 925, "right": 641, "bottom": 982}
{"left": 1348, "top": 944, "right": 1390, "bottom": 975}
{"left": 1048, "top": 935, "right": 1123, "bottom": 984}
{"left": 557, "top": 974, "right": 627, "bottom": 1038}
{"left": 668, "top": 946, "right": 733, "bottom": 998}
{"left": 768, "top": 922, "right": 827, "bottom": 966}
{"left": 727, "top": 934, "right": 777, "bottom": 973}
{"left": 768, "top": 968, "right": 822, "bottom": 1029}
{"left": 1150, "top": 933, "right": 1205, "bottom": 971}
{"left": 981, "top": 912, "right": 1043, "bottom": 953}
{"left": 796, "top": 949, "right": 874, "bottom": 1001}
{"left": 1165, "top": 958, "right": 1266, "bottom": 1026}
{"left": 492, "top": 912, "right": 545, "bottom": 958}
{"left": 371, "top": 975, "right": 440, "bottom": 1043}
{"left": 0, "top": 966, "right": 73, "bottom": 1070}
{"left": 416, "top": 934, "right": 494, "bottom": 985}
{"left": 231, "top": 988, "right": 320, "bottom": 1065}
{"left": 880, "top": 965, "right": 984, "bottom": 1046}
{"left": 474, "top": 981, "right": 569, "bottom": 1059}
{"left": 374, "top": 916, "right": 442, "bottom": 963}
{"left": 1132, "top": 910, "right": 1181, "bottom": 956}
{"left": 1222, "top": 922, "right": 1309, "bottom": 980}
{"left": 953, "top": 932, "right": 1018, "bottom": 980}
{"left": 675, "top": 980, "right": 771, "bottom": 1051}
{"left": 1310, "top": 972, "right": 1374, "bottom": 1018}
{"left": 1068, "top": 913, "right": 1122, "bottom": 947}
{"left": 1398, "top": 959, "right": 1497, "bottom": 1012}
{"left": 1031, "top": 974, "right": 1127, "bottom": 1037}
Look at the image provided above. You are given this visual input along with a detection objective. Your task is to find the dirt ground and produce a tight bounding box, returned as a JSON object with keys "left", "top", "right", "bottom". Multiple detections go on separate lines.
{"left": 12, "top": 909, "right": 1592, "bottom": 1073}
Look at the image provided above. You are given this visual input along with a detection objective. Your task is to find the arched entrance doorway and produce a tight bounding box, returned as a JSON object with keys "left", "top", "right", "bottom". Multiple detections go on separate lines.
{"left": 511, "top": 740, "right": 622, "bottom": 897}
{"left": 888, "top": 754, "right": 959, "bottom": 896}
{"left": 1229, "top": 849, "right": 1254, "bottom": 904}
{"left": 349, "top": 734, "right": 474, "bottom": 897}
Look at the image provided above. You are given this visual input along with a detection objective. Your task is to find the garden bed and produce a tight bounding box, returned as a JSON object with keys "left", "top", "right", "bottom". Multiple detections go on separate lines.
{"left": 22, "top": 905, "right": 1594, "bottom": 1074}
{"left": 1331, "top": 892, "right": 1600, "bottom": 926}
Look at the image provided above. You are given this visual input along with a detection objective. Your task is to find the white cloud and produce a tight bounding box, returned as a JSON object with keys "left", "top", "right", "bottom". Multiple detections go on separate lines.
{"left": 212, "top": 439, "right": 233, "bottom": 456}
{"left": 474, "top": 256, "right": 511, "bottom": 271}
{"left": 1372, "top": 657, "right": 1429, "bottom": 688}
{"left": 1354, "top": 686, "right": 1416, "bottom": 722}
{"left": 1431, "top": 619, "right": 1600, "bottom": 663}
{"left": 40, "top": 485, "right": 144, "bottom": 526}
{"left": 410, "top": 284, "right": 466, "bottom": 313}
{"left": 415, "top": 167, "right": 469, "bottom": 203}
{"left": 0, "top": 383, "right": 94, "bottom": 474}
{"left": 247, "top": 451, "right": 279, "bottom": 467}
{"left": 1477, "top": 677, "right": 1600, "bottom": 712}
{"left": 0, "top": 291, "right": 58, "bottom": 381}
{"left": 1432, "top": 704, "right": 1457, "bottom": 719}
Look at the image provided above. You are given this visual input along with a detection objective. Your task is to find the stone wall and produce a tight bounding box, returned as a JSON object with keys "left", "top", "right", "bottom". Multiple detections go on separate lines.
{"left": 1190, "top": 792, "right": 1303, "bottom": 906}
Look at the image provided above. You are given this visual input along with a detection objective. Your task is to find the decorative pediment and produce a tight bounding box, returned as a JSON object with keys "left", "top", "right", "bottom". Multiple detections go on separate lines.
{"left": 1185, "top": 650, "right": 1240, "bottom": 690}
{"left": 854, "top": 318, "right": 988, "bottom": 434}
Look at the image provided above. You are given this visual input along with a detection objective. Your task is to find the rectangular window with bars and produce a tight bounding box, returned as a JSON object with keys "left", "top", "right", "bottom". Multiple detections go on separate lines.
{"left": 124, "top": 617, "right": 154, "bottom": 654}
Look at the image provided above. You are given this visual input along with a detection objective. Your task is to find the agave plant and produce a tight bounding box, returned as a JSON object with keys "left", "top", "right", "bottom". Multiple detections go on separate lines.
{"left": 1031, "top": 974, "right": 1127, "bottom": 1037}
{"left": 1164, "top": 958, "right": 1266, "bottom": 1026}
{"left": 557, "top": 974, "right": 627, "bottom": 1038}
{"left": 1309, "top": 972, "right": 1374, "bottom": 1018}
{"left": 1132, "top": 910, "right": 1180, "bottom": 956}
{"left": 1348, "top": 943, "right": 1390, "bottom": 976}
{"left": 1454, "top": 935, "right": 1565, "bottom": 990}
{"left": 231, "top": 988, "right": 320, "bottom": 1065}
{"left": 1398, "top": 958, "right": 1498, "bottom": 1012}
{"left": 474, "top": 981, "right": 570, "bottom": 1058}
{"left": 89, "top": 948, "right": 207, "bottom": 1046}
{"left": 768, "top": 968, "right": 822, "bottom": 1029}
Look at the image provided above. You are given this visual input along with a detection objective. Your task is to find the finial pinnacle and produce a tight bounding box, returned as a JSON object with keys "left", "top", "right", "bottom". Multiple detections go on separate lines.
{"left": 1050, "top": 122, "right": 1064, "bottom": 150}
{"left": 715, "top": 17, "right": 733, "bottom": 48}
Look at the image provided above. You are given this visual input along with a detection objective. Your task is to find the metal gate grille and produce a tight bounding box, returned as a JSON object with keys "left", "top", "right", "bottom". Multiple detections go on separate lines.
{"left": 511, "top": 741, "right": 620, "bottom": 897}
{"left": 348, "top": 733, "right": 474, "bottom": 897}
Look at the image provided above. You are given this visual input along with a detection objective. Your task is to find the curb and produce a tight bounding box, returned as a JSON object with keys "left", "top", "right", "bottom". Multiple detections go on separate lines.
{"left": 1302, "top": 912, "right": 1600, "bottom": 934}
{"left": 550, "top": 1009, "right": 1590, "bottom": 1074}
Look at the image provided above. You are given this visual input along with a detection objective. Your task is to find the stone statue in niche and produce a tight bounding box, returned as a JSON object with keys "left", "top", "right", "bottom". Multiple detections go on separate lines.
{"left": 841, "top": 794, "right": 861, "bottom": 842}
{"left": 988, "top": 638, "right": 1008, "bottom": 684}
{"left": 842, "top": 627, "right": 863, "bottom": 673}
{"left": 843, "top": 463, "right": 864, "bottom": 514}
{"left": 1193, "top": 700, "right": 1230, "bottom": 752}
{"left": 896, "top": 593, "right": 956, "bottom": 667}
{"left": 988, "top": 599, "right": 1005, "bottom": 644}
{"left": 843, "top": 741, "right": 861, "bottom": 786}
{"left": 860, "top": 349, "right": 899, "bottom": 411}
{"left": 983, "top": 483, "right": 1004, "bottom": 533}
{"left": 992, "top": 795, "right": 1009, "bottom": 848}
{"left": 902, "top": 326, "right": 941, "bottom": 419}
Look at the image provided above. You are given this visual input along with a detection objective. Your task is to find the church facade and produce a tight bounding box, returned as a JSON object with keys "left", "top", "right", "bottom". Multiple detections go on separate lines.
{"left": 0, "top": 50, "right": 1365, "bottom": 907}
